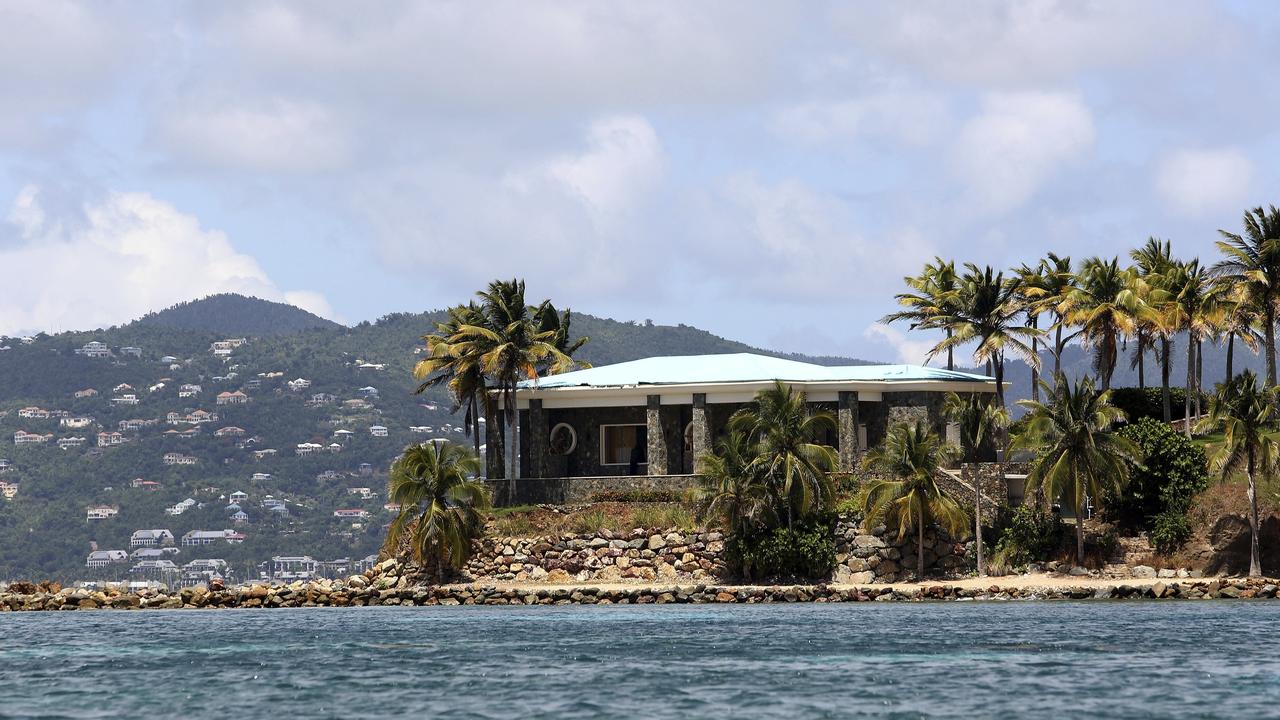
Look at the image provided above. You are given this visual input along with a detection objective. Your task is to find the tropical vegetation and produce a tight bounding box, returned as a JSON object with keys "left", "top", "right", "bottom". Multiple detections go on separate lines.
{"left": 943, "top": 392, "right": 1007, "bottom": 575}
{"left": 384, "top": 440, "right": 491, "bottom": 579}
{"left": 858, "top": 421, "right": 969, "bottom": 579}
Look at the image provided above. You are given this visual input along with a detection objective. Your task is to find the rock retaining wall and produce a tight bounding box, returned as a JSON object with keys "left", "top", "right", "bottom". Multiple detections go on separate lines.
{"left": 832, "top": 516, "right": 967, "bottom": 584}
{"left": 464, "top": 528, "right": 728, "bottom": 583}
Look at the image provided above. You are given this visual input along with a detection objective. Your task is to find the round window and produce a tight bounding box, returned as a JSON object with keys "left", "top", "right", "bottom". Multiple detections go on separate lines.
{"left": 549, "top": 423, "right": 577, "bottom": 455}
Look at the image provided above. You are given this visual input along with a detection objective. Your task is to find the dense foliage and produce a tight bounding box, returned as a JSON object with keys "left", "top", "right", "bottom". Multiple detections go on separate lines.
{"left": 1108, "top": 387, "right": 1196, "bottom": 422}
{"left": 1108, "top": 417, "right": 1208, "bottom": 539}
{"left": 135, "top": 294, "right": 343, "bottom": 335}
{"left": 991, "top": 506, "right": 1067, "bottom": 570}
{"left": 728, "top": 519, "right": 837, "bottom": 581}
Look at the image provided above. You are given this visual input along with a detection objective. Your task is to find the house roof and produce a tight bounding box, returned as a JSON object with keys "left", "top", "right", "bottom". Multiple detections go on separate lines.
{"left": 518, "top": 353, "right": 993, "bottom": 390}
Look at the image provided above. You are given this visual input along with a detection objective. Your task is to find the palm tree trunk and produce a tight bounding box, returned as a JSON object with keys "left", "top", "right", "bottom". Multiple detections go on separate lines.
{"left": 993, "top": 355, "right": 1005, "bottom": 409}
{"left": 917, "top": 507, "right": 925, "bottom": 580}
{"left": 507, "top": 389, "right": 519, "bottom": 487}
{"left": 1137, "top": 330, "right": 1145, "bottom": 390}
{"left": 1076, "top": 516, "right": 1085, "bottom": 568}
{"left": 1226, "top": 331, "right": 1235, "bottom": 385}
{"left": 946, "top": 328, "right": 954, "bottom": 371}
{"left": 1195, "top": 338, "right": 1203, "bottom": 419}
{"left": 1054, "top": 321, "right": 1064, "bottom": 384}
{"left": 1247, "top": 451, "right": 1261, "bottom": 577}
{"left": 1266, "top": 311, "right": 1276, "bottom": 389}
{"left": 471, "top": 394, "right": 481, "bottom": 457}
{"left": 973, "top": 462, "right": 984, "bottom": 577}
{"left": 1161, "top": 337, "right": 1172, "bottom": 423}
{"left": 1030, "top": 317, "right": 1040, "bottom": 403}
{"left": 1184, "top": 338, "right": 1195, "bottom": 438}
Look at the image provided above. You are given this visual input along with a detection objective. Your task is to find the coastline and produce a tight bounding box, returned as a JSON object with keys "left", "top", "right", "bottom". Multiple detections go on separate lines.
{"left": 3, "top": 572, "right": 1277, "bottom": 611}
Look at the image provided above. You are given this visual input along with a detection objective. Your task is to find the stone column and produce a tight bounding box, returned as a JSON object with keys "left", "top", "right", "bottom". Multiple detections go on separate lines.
{"left": 646, "top": 394, "right": 668, "bottom": 475}
{"left": 528, "top": 399, "right": 548, "bottom": 479}
{"left": 485, "top": 406, "right": 504, "bottom": 480}
{"left": 838, "top": 391, "right": 860, "bottom": 472}
{"left": 691, "top": 393, "right": 712, "bottom": 472}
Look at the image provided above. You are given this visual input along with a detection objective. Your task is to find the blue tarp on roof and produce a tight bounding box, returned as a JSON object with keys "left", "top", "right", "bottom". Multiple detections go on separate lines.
{"left": 519, "top": 353, "right": 994, "bottom": 389}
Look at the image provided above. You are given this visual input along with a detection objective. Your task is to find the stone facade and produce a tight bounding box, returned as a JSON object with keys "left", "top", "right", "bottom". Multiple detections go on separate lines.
{"left": 492, "top": 475, "right": 704, "bottom": 506}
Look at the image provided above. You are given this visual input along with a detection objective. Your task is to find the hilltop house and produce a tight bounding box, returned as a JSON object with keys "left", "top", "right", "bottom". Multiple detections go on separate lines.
{"left": 369, "top": 425, "right": 388, "bottom": 438}
{"left": 86, "top": 549, "right": 128, "bottom": 568}
{"left": 131, "top": 477, "right": 161, "bottom": 491}
{"left": 334, "top": 508, "right": 370, "bottom": 519}
{"left": 210, "top": 338, "right": 247, "bottom": 356}
{"left": 332, "top": 429, "right": 355, "bottom": 441}
{"left": 57, "top": 436, "right": 87, "bottom": 449}
{"left": 216, "top": 391, "right": 249, "bottom": 405}
{"left": 495, "top": 353, "right": 998, "bottom": 504}
{"left": 74, "top": 388, "right": 99, "bottom": 399}
{"left": 179, "top": 384, "right": 202, "bottom": 398}
{"left": 18, "top": 407, "right": 50, "bottom": 419}
{"left": 163, "top": 453, "right": 198, "bottom": 466}
{"left": 118, "top": 418, "right": 158, "bottom": 432}
{"left": 296, "top": 442, "right": 323, "bottom": 456}
{"left": 119, "top": 346, "right": 143, "bottom": 358}
{"left": 130, "top": 529, "right": 175, "bottom": 547}
{"left": 111, "top": 394, "right": 139, "bottom": 406}
{"left": 308, "top": 393, "right": 336, "bottom": 406}
{"left": 75, "top": 341, "right": 111, "bottom": 358}
{"left": 60, "top": 416, "right": 94, "bottom": 429}
{"left": 0, "top": 481, "right": 18, "bottom": 499}
{"left": 166, "top": 498, "right": 197, "bottom": 515}
{"left": 287, "top": 378, "right": 312, "bottom": 391}
{"left": 86, "top": 505, "right": 118, "bottom": 520}
{"left": 358, "top": 386, "right": 380, "bottom": 399}
{"left": 182, "top": 529, "right": 241, "bottom": 546}
{"left": 214, "top": 426, "right": 246, "bottom": 437}
{"left": 97, "top": 431, "right": 127, "bottom": 447}
{"left": 14, "top": 431, "right": 53, "bottom": 446}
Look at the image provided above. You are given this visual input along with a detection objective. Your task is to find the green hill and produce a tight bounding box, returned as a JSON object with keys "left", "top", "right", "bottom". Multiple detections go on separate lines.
{"left": 0, "top": 296, "right": 874, "bottom": 582}
{"left": 134, "top": 293, "right": 343, "bottom": 336}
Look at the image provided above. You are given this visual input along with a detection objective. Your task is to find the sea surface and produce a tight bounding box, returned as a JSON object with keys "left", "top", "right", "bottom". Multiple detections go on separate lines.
{"left": 0, "top": 601, "right": 1277, "bottom": 718}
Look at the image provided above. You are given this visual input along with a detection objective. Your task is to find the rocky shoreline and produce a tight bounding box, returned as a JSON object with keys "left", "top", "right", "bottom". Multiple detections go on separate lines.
{"left": 3, "top": 565, "right": 1278, "bottom": 611}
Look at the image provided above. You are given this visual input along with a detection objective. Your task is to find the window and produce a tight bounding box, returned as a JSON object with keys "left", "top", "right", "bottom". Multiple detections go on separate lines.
{"left": 600, "top": 424, "right": 647, "bottom": 466}
{"left": 549, "top": 423, "right": 577, "bottom": 455}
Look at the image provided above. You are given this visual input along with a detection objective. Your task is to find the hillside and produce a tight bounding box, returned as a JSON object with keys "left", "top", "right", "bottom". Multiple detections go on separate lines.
{"left": 0, "top": 296, "right": 875, "bottom": 582}
{"left": 133, "top": 294, "right": 343, "bottom": 336}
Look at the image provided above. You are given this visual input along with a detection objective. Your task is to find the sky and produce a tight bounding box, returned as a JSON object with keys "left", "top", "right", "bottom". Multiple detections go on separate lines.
{"left": 1, "top": 1, "right": 1277, "bottom": 364}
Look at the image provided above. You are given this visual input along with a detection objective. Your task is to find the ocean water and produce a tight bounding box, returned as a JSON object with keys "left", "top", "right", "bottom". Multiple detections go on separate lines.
{"left": 0, "top": 602, "right": 1277, "bottom": 718}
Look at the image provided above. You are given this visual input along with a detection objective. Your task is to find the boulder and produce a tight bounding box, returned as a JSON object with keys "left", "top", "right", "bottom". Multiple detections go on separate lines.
{"left": 1131, "top": 565, "right": 1157, "bottom": 579}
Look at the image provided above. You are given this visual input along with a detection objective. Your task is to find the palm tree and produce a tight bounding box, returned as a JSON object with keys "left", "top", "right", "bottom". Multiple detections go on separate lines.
{"left": 859, "top": 421, "right": 969, "bottom": 580}
{"left": 414, "top": 303, "right": 488, "bottom": 456}
{"left": 943, "top": 392, "right": 1008, "bottom": 576}
{"left": 729, "top": 381, "right": 838, "bottom": 528}
{"left": 932, "top": 264, "right": 1042, "bottom": 408}
{"left": 1197, "top": 370, "right": 1277, "bottom": 577}
{"left": 1060, "top": 257, "right": 1150, "bottom": 391}
{"left": 1031, "top": 253, "right": 1078, "bottom": 385}
{"left": 699, "top": 430, "right": 776, "bottom": 545}
{"left": 384, "top": 441, "right": 492, "bottom": 580}
{"left": 883, "top": 258, "right": 962, "bottom": 370}
{"left": 1211, "top": 279, "right": 1262, "bottom": 386}
{"left": 1012, "top": 263, "right": 1049, "bottom": 402}
{"left": 1214, "top": 206, "right": 1280, "bottom": 388}
{"left": 453, "top": 279, "right": 577, "bottom": 486}
{"left": 1013, "top": 374, "right": 1140, "bottom": 566}
{"left": 1165, "top": 259, "right": 1218, "bottom": 435}
{"left": 1129, "top": 238, "right": 1177, "bottom": 394}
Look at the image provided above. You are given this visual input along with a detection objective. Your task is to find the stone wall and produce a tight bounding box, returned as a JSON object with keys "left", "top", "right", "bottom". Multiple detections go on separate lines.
{"left": 464, "top": 528, "right": 729, "bottom": 583}
{"left": 832, "top": 516, "right": 967, "bottom": 584}
{"left": 493, "top": 475, "right": 703, "bottom": 506}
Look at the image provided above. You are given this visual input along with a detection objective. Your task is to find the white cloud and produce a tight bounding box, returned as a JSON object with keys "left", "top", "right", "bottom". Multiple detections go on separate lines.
{"left": 831, "top": 1, "right": 1224, "bottom": 88}
{"left": 951, "top": 92, "right": 1095, "bottom": 216}
{"left": 1155, "top": 147, "right": 1253, "bottom": 218}
{"left": 155, "top": 98, "right": 352, "bottom": 174}
{"left": 696, "top": 175, "right": 935, "bottom": 302}
{"left": 0, "top": 186, "right": 334, "bottom": 335}
{"left": 772, "top": 91, "right": 951, "bottom": 147}
{"left": 862, "top": 323, "right": 938, "bottom": 366}
{"left": 356, "top": 115, "right": 669, "bottom": 301}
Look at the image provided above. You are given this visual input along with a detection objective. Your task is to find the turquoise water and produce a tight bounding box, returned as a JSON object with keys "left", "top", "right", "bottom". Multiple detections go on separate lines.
{"left": 1, "top": 602, "right": 1277, "bottom": 718}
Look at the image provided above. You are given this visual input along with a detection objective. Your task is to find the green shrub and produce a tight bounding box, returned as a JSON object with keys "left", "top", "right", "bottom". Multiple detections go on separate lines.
{"left": 991, "top": 506, "right": 1065, "bottom": 569}
{"left": 632, "top": 504, "right": 695, "bottom": 532}
{"left": 588, "top": 488, "right": 680, "bottom": 503}
{"left": 729, "top": 520, "right": 836, "bottom": 580}
{"left": 569, "top": 509, "right": 610, "bottom": 534}
{"left": 1150, "top": 510, "right": 1193, "bottom": 554}
{"left": 1110, "top": 417, "right": 1208, "bottom": 531}
{"left": 1109, "top": 387, "right": 1196, "bottom": 423}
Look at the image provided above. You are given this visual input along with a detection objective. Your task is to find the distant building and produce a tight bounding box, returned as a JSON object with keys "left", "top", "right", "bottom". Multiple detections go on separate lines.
{"left": 181, "top": 529, "right": 240, "bottom": 546}
{"left": 0, "top": 481, "right": 18, "bottom": 499}
{"left": 295, "top": 442, "right": 323, "bottom": 456}
{"left": 130, "top": 529, "right": 175, "bottom": 548}
{"left": 86, "top": 550, "right": 128, "bottom": 568}
{"left": 119, "top": 346, "right": 142, "bottom": 358}
{"left": 73, "top": 388, "right": 99, "bottom": 399}
{"left": 333, "top": 508, "right": 370, "bottom": 519}
{"left": 97, "top": 431, "right": 127, "bottom": 447}
{"left": 86, "top": 505, "right": 119, "bottom": 521}
{"left": 287, "top": 378, "right": 312, "bottom": 392}
{"left": 75, "top": 341, "right": 111, "bottom": 358}
{"left": 111, "top": 394, "right": 140, "bottom": 406}
{"left": 166, "top": 498, "right": 197, "bottom": 516}
{"left": 358, "top": 386, "right": 380, "bottom": 399}
{"left": 163, "top": 453, "right": 198, "bottom": 466}
{"left": 18, "top": 407, "right": 50, "bottom": 419}
{"left": 57, "top": 436, "right": 87, "bottom": 449}
{"left": 210, "top": 338, "right": 247, "bottom": 356}
{"left": 332, "top": 429, "right": 355, "bottom": 440}
{"left": 269, "top": 556, "right": 318, "bottom": 582}
{"left": 216, "top": 391, "right": 249, "bottom": 406}
{"left": 14, "top": 430, "right": 53, "bottom": 446}
{"left": 214, "top": 426, "right": 246, "bottom": 437}
{"left": 369, "top": 425, "right": 388, "bottom": 438}
{"left": 180, "top": 558, "right": 228, "bottom": 587}
{"left": 60, "top": 416, "right": 95, "bottom": 429}
{"left": 230, "top": 510, "right": 249, "bottom": 524}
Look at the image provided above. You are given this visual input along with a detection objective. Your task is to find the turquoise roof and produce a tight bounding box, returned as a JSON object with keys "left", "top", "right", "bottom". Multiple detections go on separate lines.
{"left": 520, "top": 353, "right": 994, "bottom": 390}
